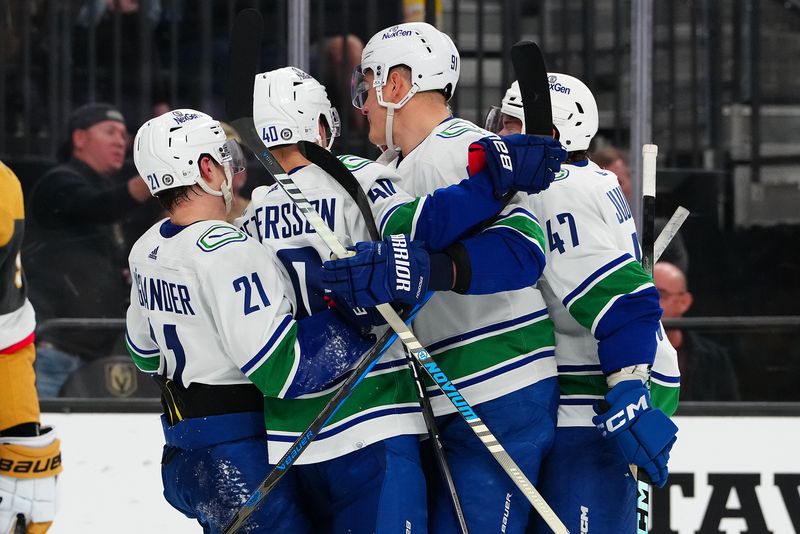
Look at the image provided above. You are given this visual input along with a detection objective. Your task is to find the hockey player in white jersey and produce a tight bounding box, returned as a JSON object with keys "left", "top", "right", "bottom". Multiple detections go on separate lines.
{"left": 322, "top": 22, "right": 567, "bottom": 534}
{"left": 124, "top": 109, "right": 384, "bottom": 533}
{"left": 488, "top": 75, "right": 680, "bottom": 533}
{"left": 238, "top": 66, "right": 562, "bottom": 533}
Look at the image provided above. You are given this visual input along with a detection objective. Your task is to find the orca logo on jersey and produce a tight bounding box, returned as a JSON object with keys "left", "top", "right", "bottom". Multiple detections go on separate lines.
{"left": 390, "top": 234, "right": 412, "bottom": 293}
{"left": 605, "top": 394, "right": 649, "bottom": 433}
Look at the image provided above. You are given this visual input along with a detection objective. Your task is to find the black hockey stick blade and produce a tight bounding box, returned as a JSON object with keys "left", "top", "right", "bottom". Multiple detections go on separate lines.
{"left": 510, "top": 41, "right": 552, "bottom": 137}
{"left": 226, "top": 8, "right": 263, "bottom": 124}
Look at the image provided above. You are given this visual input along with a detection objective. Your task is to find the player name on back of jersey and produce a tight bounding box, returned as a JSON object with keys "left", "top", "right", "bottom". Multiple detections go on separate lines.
{"left": 240, "top": 197, "right": 336, "bottom": 242}
{"left": 133, "top": 268, "right": 196, "bottom": 316}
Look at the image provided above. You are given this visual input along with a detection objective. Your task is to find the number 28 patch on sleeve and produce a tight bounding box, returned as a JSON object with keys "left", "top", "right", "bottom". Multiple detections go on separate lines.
{"left": 196, "top": 224, "right": 248, "bottom": 252}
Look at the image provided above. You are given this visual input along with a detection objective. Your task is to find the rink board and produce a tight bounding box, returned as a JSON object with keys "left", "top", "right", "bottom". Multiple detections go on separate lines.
{"left": 40, "top": 413, "right": 800, "bottom": 533}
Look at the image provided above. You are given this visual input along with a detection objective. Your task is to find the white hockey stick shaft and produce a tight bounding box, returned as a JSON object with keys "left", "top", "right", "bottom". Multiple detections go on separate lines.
{"left": 654, "top": 206, "right": 690, "bottom": 263}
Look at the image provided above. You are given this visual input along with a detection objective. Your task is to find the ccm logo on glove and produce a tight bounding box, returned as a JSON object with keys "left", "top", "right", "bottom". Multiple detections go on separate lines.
{"left": 599, "top": 394, "right": 649, "bottom": 434}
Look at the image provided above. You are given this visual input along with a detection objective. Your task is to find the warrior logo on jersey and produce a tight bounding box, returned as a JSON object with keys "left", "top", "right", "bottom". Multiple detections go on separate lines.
{"left": 197, "top": 224, "right": 247, "bottom": 252}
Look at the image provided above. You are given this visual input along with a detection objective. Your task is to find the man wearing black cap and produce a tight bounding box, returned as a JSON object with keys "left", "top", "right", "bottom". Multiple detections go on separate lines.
{"left": 24, "top": 103, "right": 152, "bottom": 397}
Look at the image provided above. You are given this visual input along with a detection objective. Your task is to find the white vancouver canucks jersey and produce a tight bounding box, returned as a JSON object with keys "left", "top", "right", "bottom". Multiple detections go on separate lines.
{"left": 126, "top": 219, "right": 316, "bottom": 399}
{"left": 526, "top": 160, "right": 681, "bottom": 427}
{"left": 387, "top": 118, "right": 557, "bottom": 415}
{"left": 237, "top": 161, "right": 427, "bottom": 464}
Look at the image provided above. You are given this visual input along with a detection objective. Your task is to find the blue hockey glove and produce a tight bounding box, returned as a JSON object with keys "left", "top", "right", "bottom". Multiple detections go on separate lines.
{"left": 592, "top": 379, "right": 678, "bottom": 488}
{"left": 321, "top": 234, "right": 430, "bottom": 309}
{"left": 468, "top": 133, "right": 567, "bottom": 197}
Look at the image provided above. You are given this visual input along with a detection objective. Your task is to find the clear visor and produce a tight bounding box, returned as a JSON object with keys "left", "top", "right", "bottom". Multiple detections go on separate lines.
{"left": 219, "top": 139, "right": 246, "bottom": 174}
{"left": 484, "top": 106, "right": 503, "bottom": 134}
{"left": 351, "top": 65, "right": 370, "bottom": 109}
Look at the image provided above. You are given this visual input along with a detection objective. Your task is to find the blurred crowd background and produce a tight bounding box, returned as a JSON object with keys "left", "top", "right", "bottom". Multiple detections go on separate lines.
{"left": 3, "top": 0, "right": 799, "bottom": 402}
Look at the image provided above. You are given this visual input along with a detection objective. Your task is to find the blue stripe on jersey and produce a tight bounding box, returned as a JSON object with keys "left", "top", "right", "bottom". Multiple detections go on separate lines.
{"left": 378, "top": 203, "right": 403, "bottom": 236}
{"left": 562, "top": 253, "right": 633, "bottom": 308}
{"left": 427, "top": 309, "right": 549, "bottom": 354}
{"left": 651, "top": 370, "right": 681, "bottom": 384}
{"left": 125, "top": 330, "right": 159, "bottom": 355}
{"left": 427, "top": 348, "right": 555, "bottom": 397}
{"left": 557, "top": 364, "right": 602, "bottom": 373}
{"left": 268, "top": 405, "right": 421, "bottom": 443}
{"left": 242, "top": 314, "right": 293, "bottom": 374}
{"left": 501, "top": 206, "right": 540, "bottom": 224}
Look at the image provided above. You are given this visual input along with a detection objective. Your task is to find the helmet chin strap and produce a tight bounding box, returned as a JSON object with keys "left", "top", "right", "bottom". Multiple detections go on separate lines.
{"left": 376, "top": 84, "right": 418, "bottom": 153}
{"left": 196, "top": 162, "right": 234, "bottom": 214}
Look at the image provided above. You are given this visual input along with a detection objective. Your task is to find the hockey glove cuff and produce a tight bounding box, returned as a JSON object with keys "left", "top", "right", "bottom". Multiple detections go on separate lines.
{"left": 592, "top": 380, "right": 678, "bottom": 488}
{"left": 321, "top": 234, "right": 430, "bottom": 309}
{"left": 468, "top": 134, "right": 567, "bottom": 197}
{"left": 0, "top": 426, "right": 60, "bottom": 534}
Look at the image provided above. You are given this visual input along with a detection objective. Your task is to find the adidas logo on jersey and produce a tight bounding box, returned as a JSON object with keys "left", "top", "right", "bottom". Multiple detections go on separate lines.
{"left": 148, "top": 246, "right": 159, "bottom": 260}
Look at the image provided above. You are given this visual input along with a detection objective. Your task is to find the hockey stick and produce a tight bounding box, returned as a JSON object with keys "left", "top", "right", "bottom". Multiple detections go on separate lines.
{"left": 510, "top": 41, "right": 553, "bottom": 137}
{"left": 301, "top": 140, "right": 469, "bottom": 534}
{"left": 225, "top": 10, "right": 566, "bottom": 534}
{"left": 636, "top": 143, "right": 659, "bottom": 533}
{"left": 654, "top": 206, "right": 690, "bottom": 263}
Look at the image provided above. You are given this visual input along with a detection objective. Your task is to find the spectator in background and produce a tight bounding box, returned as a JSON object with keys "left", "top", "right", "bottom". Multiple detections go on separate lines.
{"left": 654, "top": 261, "right": 740, "bottom": 401}
{"left": 23, "top": 103, "right": 152, "bottom": 398}
{"left": 592, "top": 144, "right": 690, "bottom": 274}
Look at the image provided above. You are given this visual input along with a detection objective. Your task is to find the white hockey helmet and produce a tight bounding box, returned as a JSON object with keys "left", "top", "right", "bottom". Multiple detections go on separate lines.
{"left": 353, "top": 22, "right": 460, "bottom": 150}
{"left": 133, "top": 109, "right": 243, "bottom": 212}
{"left": 253, "top": 67, "right": 341, "bottom": 150}
{"left": 492, "top": 73, "right": 599, "bottom": 151}
{"left": 548, "top": 73, "right": 598, "bottom": 151}
{"left": 484, "top": 80, "right": 524, "bottom": 134}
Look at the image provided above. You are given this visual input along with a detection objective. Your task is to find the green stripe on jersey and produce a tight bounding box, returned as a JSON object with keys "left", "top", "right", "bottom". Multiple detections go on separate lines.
{"left": 491, "top": 213, "right": 546, "bottom": 249}
{"left": 382, "top": 198, "right": 421, "bottom": 237}
{"left": 125, "top": 342, "right": 160, "bottom": 372}
{"left": 263, "top": 366, "right": 418, "bottom": 433}
{"left": 651, "top": 382, "right": 680, "bottom": 417}
{"left": 568, "top": 260, "right": 653, "bottom": 331}
{"left": 425, "top": 318, "right": 554, "bottom": 388}
{"left": 558, "top": 373, "right": 607, "bottom": 397}
{"left": 247, "top": 323, "right": 300, "bottom": 398}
